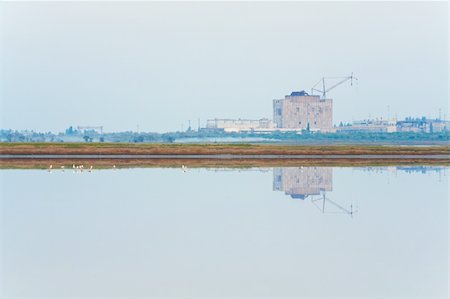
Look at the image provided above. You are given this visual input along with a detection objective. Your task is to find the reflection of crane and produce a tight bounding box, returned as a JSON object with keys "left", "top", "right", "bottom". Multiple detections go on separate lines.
{"left": 311, "top": 192, "right": 357, "bottom": 217}
{"left": 311, "top": 73, "right": 357, "bottom": 99}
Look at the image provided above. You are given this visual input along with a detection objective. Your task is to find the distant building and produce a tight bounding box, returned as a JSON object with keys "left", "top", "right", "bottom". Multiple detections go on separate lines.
{"left": 429, "top": 120, "right": 450, "bottom": 132}
{"left": 77, "top": 126, "right": 103, "bottom": 134}
{"left": 273, "top": 91, "right": 333, "bottom": 132}
{"left": 205, "top": 118, "right": 276, "bottom": 132}
{"left": 273, "top": 167, "right": 333, "bottom": 199}
{"left": 396, "top": 118, "right": 449, "bottom": 133}
{"left": 335, "top": 117, "right": 450, "bottom": 133}
{"left": 337, "top": 119, "right": 397, "bottom": 133}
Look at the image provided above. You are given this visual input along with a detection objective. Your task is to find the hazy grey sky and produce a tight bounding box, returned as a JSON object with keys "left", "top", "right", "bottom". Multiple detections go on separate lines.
{"left": 0, "top": 1, "right": 448, "bottom": 132}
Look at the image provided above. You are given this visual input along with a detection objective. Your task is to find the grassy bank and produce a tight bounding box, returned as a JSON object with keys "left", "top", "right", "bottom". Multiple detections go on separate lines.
{"left": 1, "top": 143, "right": 449, "bottom": 156}
{"left": 1, "top": 158, "right": 449, "bottom": 169}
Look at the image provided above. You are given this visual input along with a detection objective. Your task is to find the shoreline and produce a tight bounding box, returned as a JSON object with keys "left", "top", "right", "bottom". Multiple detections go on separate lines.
{"left": 1, "top": 158, "right": 449, "bottom": 169}
{"left": 1, "top": 143, "right": 448, "bottom": 168}
{"left": 1, "top": 154, "right": 449, "bottom": 160}
{"left": 1, "top": 143, "right": 449, "bottom": 156}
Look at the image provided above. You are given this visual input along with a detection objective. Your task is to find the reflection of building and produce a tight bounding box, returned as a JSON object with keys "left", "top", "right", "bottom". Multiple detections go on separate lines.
{"left": 273, "top": 167, "right": 333, "bottom": 199}
{"left": 354, "top": 166, "right": 447, "bottom": 174}
{"left": 273, "top": 167, "right": 357, "bottom": 216}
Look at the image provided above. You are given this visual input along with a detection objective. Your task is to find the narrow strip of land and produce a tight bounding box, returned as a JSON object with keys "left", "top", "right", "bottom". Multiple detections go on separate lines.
{"left": 1, "top": 143, "right": 448, "bottom": 169}
{"left": 1, "top": 143, "right": 449, "bottom": 156}
{"left": 1, "top": 158, "right": 449, "bottom": 169}
{"left": 1, "top": 154, "right": 448, "bottom": 159}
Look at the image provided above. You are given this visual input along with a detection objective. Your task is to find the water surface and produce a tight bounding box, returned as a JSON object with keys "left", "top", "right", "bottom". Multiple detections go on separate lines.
{"left": 0, "top": 166, "right": 448, "bottom": 298}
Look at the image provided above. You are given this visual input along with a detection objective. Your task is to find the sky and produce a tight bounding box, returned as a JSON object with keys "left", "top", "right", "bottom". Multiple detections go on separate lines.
{"left": 0, "top": 1, "right": 448, "bottom": 133}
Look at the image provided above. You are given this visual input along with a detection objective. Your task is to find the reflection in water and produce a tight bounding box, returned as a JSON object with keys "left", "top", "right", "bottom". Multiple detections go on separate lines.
{"left": 1, "top": 166, "right": 448, "bottom": 298}
{"left": 273, "top": 167, "right": 357, "bottom": 216}
{"left": 273, "top": 166, "right": 447, "bottom": 216}
{"left": 273, "top": 167, "right": 332, "bottom": 200}
{"left": 353, "top": 165, "right": 448, "bottom": 174}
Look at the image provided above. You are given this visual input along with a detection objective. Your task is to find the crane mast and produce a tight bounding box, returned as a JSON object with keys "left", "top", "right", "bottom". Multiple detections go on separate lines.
{"left": 311, "top": 73, "right": 357, "bottom": 98}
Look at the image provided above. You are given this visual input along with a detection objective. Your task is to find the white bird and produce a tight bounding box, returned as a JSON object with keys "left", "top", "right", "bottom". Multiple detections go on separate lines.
{"left": 48, "top": 165, "right": 52, "bottom": 172}
{"left": 88, "top": 165, "right": 93, "bottom": 172}
{"left": 61, "top": 165, "right": 65, "bottom": 172}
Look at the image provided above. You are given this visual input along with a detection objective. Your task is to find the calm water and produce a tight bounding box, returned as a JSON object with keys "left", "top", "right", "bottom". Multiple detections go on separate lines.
{"left": 0, "top": 166, "right": 448, "bottom": 298}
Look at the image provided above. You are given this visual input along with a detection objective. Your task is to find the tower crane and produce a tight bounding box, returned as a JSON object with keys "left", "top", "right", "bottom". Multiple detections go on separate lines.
{"left": 311, "top": 73, "right": 357, "bottom": 99}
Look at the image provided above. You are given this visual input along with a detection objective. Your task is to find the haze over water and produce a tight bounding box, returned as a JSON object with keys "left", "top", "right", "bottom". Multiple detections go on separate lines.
{"left": 0, "top": 166, "right": 448, "bottom": 298}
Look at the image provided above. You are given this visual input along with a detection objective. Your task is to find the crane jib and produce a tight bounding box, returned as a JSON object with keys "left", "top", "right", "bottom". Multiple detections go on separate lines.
{"left": 310, "top": 73, "right": 358, "bottom": 98}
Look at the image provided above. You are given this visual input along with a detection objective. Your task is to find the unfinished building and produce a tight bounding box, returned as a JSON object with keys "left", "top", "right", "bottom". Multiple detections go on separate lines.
{"left": 273, "top": 91, "right": 333, "bottom": 132}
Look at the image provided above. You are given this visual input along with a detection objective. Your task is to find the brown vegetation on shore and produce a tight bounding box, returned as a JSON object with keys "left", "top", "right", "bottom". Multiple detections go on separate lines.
{"left": 1, "top": 158, "right": 449, "bottom": 169}
{"left": 1, "top": 143, "right": 450, "bottom": 156}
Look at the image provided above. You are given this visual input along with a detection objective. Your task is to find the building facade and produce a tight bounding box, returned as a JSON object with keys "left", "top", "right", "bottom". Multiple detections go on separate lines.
{"left": 273, "top": 91, "right": 333, "bottom": 132}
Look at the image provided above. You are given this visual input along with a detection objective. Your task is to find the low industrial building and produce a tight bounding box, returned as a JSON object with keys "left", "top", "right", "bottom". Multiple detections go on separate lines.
{"left": 337, "top": 119, "right": 397, "bottom": 133}
{"left": 396, "top": 118, "right": 449, "bottom": 133}
{"left": 273, "top": 91, "right": 333, "bottom": 132}
{"left": 335, "top": 118, "right": 450, "bottom": 133}
{"left": 205, "top": 118, "right": 276, "bottom": 132}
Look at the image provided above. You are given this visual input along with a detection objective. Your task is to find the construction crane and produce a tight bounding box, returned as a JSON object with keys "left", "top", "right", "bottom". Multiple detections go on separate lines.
{"left": 311, "top": 73, "right": 357, "bottom": 99}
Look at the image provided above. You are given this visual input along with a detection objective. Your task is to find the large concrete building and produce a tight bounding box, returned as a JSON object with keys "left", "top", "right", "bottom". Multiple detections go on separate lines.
{"left": 273, "top": 91, "right": 333, "bottom": 132}
{"left": 206, "top": 118, "right": 276, "bottom": 132}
